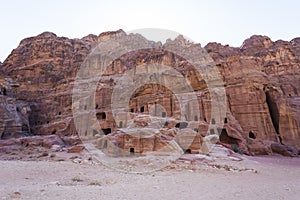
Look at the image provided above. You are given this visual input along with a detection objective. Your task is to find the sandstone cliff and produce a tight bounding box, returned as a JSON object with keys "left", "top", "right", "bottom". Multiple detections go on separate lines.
{"left": 0, "top": 30, "right": 299, "bottom": 156}
{"left": 206, "top": 35, "right": 300, "bottom": 154}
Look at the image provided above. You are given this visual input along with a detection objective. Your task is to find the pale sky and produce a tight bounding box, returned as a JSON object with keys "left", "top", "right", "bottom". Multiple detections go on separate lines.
{"left": 0, "top": 0, "right": 299, "bottom": 61}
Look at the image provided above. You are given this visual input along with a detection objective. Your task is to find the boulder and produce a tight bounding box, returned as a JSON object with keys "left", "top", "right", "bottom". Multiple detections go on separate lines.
{"left": 247, "top": 143, "right": 271, "bottom": 155}
{"left": 67, "top": 145, "right": 86, "bottom": 153}
{"left": 271, "top": 143, "right": 298, "bottom": 157}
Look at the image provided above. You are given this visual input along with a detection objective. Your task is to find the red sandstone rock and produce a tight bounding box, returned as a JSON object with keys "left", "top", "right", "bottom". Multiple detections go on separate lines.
{"left": 0, "top": 30, "right": 299, "bottom": 157}
{"left": 61, "top": 136, "right": 82, "bottom": 146}
{"left": 20, "top": 135, "right": 64, "bottom": 148}
{"left": 41, "top": 135, "right": 64, "bottom": 148}
{"left": 67, "top": 145, "right": 85, "bottom": 153}
{"left": 271, "top": 143, "right": 298, "bottom": 157}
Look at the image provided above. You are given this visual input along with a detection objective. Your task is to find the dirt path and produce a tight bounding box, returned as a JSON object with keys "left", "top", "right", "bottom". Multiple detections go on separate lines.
{"left": 0, "top": 156, "right": 299, "bottom": 200}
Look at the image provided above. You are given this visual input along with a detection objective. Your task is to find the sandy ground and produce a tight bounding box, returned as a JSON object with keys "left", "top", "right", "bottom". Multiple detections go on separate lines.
{"left": 0, "top": 153, "right": 299, "bottom": 200}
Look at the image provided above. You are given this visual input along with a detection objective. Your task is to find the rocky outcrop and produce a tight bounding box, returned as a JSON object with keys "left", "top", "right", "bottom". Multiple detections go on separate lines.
{"left": 0, "top": 31, "right": 299, "bottom": 157}
{"left": 0, "top": 32, "right": 92, "bottom": 138}
{"left": 0, "top": 77, "right": 31, "bottom": 139}
{"left": 206, "top": 35, "right": 300, "bottom": 154}
{"left": 94, "top": 114, "right": 210, "bottom": 156}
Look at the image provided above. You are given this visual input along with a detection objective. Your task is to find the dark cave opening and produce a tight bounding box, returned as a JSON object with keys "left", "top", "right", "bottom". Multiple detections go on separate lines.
{"left": 164, "top": 121, "right": 169, "bottom": 127}
{"left": 249, "top": 131, "right": 256, "bottom": 139}
{"left": 211, "top": 118, "right": 216, "bottom": 124}
{"left": 22, "top": 124, "right": 28, "bottom": 131}
{"left": 140, "top": 106, "right": 145, "bottom": 113}
{"left": 175, "top": 122, "right": 188, "bottom": 129}
{"left": 224, "top": 118, "right": 228, "bottom": 124}
{"left": 219, "top": 128, "right": 239, "bottom": 145}
{"left": 185, "top": 149, "right": 191, "bottom": 154}
{"left": 130, "top": 147, "right": 135, "bottom": 154}
{"left": 265, "top": 91, "right": 280, "bottom": 134}
{"left": 96, "top": 112, "right": 106, "bottom": 120}
{"left": 101, "top": 128, "right": 111, "bottom": 135}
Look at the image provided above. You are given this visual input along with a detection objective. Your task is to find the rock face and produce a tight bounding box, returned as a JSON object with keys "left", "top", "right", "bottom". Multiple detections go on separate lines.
{"left": 0, "top": 32, "right": 92, "bottom": 137}
{"left": 0, "top": 77, "right": 31, "bottom": 139}
{"left": 95, "top": 115, "right": 209, "bottom": 157}
{"left": 206, "top": 35, "right": 300, "bottom": 154}
{"left": 0, "top": 31, "right": 299, "bottom": 156}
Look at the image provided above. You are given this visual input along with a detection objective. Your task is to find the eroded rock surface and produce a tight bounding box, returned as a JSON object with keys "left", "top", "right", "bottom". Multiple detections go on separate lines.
{"left": 0, "top": 31, "right": 299, "bottom": 157}
{"left": 0, "top": 77, "right": 31, "bottom": 139}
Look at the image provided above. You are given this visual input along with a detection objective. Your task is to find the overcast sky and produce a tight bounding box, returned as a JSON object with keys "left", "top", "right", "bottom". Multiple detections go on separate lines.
{"left": 0, "top": 0, "right": 299, "bottom": 61}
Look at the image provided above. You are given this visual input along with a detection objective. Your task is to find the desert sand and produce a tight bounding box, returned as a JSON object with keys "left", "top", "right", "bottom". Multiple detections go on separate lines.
{"left": 0, "top": 152, "right": 299, "bottom": 200}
